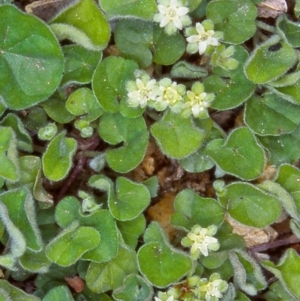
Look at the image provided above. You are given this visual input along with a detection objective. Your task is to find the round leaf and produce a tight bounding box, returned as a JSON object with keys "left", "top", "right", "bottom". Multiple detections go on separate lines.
{"left": 0, "top": 5, "right": 64, "bottom": 110}
{"left": 51, "top": 0, "right": 110, "bottom": 50}
{"left": 42, "top": 131, "right": 77, "bottom": 181}
{"left": 206, "top": 127, "right": 266, "bottom": 180}
{"left": 98, "top": 113, "right": 149, "bottom": 173}
{"left": 171, "top": 189, "right": 224, "bottom": 230}
{"left": 151, "top": 110, "right": 204, "bottom": 159}
{"left": 206, "top": 0, "right": 257, "bottom": 44}
{"left": 46, "top": 225, "right": 100, "bottom": 267}
{"left": 224, "top": 182, "right": 282, "bottom": 228}
{"left": 244, "top": 38, "right": 297, "bottom": 84}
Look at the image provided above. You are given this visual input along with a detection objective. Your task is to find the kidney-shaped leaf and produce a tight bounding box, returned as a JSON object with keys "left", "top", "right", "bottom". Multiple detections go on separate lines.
{"left": 51, "top": 0, "right": 110, "bottom": 50}
{"left": 46, "top": 224, "right": 100, "bottom": 267}
{"left": 98, "top": 113, "right": 149, "bottom": 173}
{"left": 222, "top": 182, "right": 282, "bottom": 228}
{"left": 206, "top": 127, "right": 266, "bottom": 180}
{"left": 245, "top": 94, "right": 300, "bottom": 136}
{"left": 151, "top": 110, "right": 204, "bottom": 159}
{"left": 42, "top": 131, "right": 77, "bottom": 181}
{"left": 0, "top": 5, "right": 64, "bottom": 110}
{"left": 171, "top": 189, "right": 224, "bottom": 230}
{"left": 206, "top": 0, "right": 257, "bottom": 44}
{"left": 244, "top": 37, "right": 297, "bottom": 84}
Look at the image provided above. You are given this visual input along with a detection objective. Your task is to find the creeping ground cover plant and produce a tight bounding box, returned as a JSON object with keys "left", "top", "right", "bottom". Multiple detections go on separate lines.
{"left": 3, "top": 0, "right": 300, "bottom": 300}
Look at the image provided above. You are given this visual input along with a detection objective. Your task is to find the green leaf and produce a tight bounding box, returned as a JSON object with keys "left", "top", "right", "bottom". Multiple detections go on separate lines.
{"left": 259, "top": 125, "right": 300, "bottom": 165}
{"left": 171, "top": 61, "right": 208, "bottom": 79}
{"left": 55, "top": 196, "right": 81, "bottom": 229}
{"left": 151, "top": 110, "right": 204, "bottom": 159}
{"left": 43, "top": 285, "right": 74, "bottom": 301}
{"left": 204, "top": 46, "right": 255, "bottom": 110}
{"left": 229, "top": 249, "right": 267, "bottom": 295}
{"left": 264, "top": 281, "right": 298, "bottom": 301}
{"left": 108, "top": 177, "right": 150, "bottom": 221}
{"left": 262, "top": 249, "right": 300, "bottom": 299}
{"left": 275, "top": 164, "right": 300, "bottom": 217}
{"left": 86, "top": 245, "right": 137, "bottom": 293}
{"left": 0, "top": 127, "right": 19, "bottom": 182}
{"left": 138, "top": 223, "right": 192, "bottom": 287}
{"left": 20, "top": 248, "right": 51, "bottom": 273}
{"left": 66, "top": 87, "right": 103, "bottom": 122}
{"left": 206, "top": 127, "right": 265, "bottom": 180}
{"left": 99, "top": 0, "right": 157, "bottom": 19}
{"left": 244, "top": 36, "right": 297, "bottom": 84}
{"left": 171, "top": 189, "right": 224, "bottom": 230}
{"left": 50, "top": 0, "right": 110, "bottom": 50}
{"left": 46, "top": 224, "right": 100, "bottom": 267}
{"left": 115, "top": 20, "right": 185, "bottom": 68}
{"left": 277, "top": 15, "right": 300, "bottom": 48}
{"left": 244, "top": 94, "right": 300, "bottom": 136}
{"left": 112, "top": 274, "right": 153, "bottom": 301}
{"left": 0, "top": 5, "right": 64, "bottom": 110}
{"left": 0, "top": 188, "right": 43, "bottom": 252}
{"left": 221, "top": 182, "right": 282, "bottom": 228}
{"left": 93, "top": 57, "right": 138, "bottom": 113}
{"left": 270, "top": 80, "right": 300, "bottom": 104}
{"left": 81, "top": 209, "right": 119, "bottom": 263}
{"left": 0, "top": 280, "right": 40, "bottom": 301}
{"left": 117, "top": 215, "right": 146, "bottom": 249}
{"left": 98, "top": 113, "right": 149, "bottom": 173}
{"left": 206, "top": 0, "right": 257, "bottom": 44}
{"left": 0, "top": 113, "right": 32, "bottom": 152}
{"left": 61, "top": 45, "right": 102, "bottom": 86}
{"left": 41, "top": 93, "right": 75, "bottom": 124}
{"left": 42, "top": 131, "right": 77, "bottom": 181}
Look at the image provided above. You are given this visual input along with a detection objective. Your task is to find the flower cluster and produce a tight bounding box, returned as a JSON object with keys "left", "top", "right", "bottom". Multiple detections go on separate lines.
{"left": 153, "top": 0, "right": 191, "bottom": 35}
{"left": 154, "top": 273, "right": 228, "bottom": 301}
{"left": 126, "top": 72, "right": 214, "bottom": 119}
{"left": 181, "top": 225, "right": 220, "bottom": 260}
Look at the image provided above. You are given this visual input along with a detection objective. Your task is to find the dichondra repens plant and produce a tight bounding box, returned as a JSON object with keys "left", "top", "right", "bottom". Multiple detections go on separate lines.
{"left": 2, "top": 0, "right": 300, "bottom": 300}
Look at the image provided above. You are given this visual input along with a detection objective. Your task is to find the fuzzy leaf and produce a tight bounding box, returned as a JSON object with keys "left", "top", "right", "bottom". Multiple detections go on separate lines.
{"left": 50, "top": 0, "right": 110, "bottom": 50}
{"left": 138, "top": 223, "right": 192, "bottom": 287}
{"left": 171, "top": 189, "right": 224, "bottom": 230}
{"left": 61, "top": 45, "right": 102, "bottom": 86}
{"left": 151, "top": 110, "right": 204, "bottom": 159}
{"left": 206, "top": 0, "right": 257, "bottom": 44}
{"left": 0, "top": 5, "right": 64, "bottom": 110}
{"left": 277, "top": 15, "right": 300, "bottom": 48}
{"left": 244, "top": 94, "right": 300, "bottom": 136}
{"left": 0, "top": 127, "right": 19, "bottom": 181}
{"left": 205, "top": 46, "right": 254, "bottom": 110}
{"left": 115, "top": 20, "right": 185, "bottom": 68}
{"left": 262, "top": 249, "right": 300, "bottom": 299}
{"left": 112, "top": 274, "right": 153, "bottom": 301}
{"left": 93, "top": 57, "right": 138, "bottom": 113}
{"left": 98, "top": 113, "right": 149, "bottom": 173}
{"left": 99, "top": 0, "right": 157, "bottom": 19}
{"left": 221, "top": 182, "right": 282, "bottom": 228}
{"left": 0, "top": 280, "right": 39, "bottom": 301}
{"left": 244, "top": 37, "right": 297, "bottom": 84}
{"left": 42, "top": 131, "right": 77, "bottom": 181}
{"left": 206, "top": 127, "right": 265, "bottom": 180}
{"left": 66, "top": 87, "right": 103, "bottom": 122}
{"left": 86, "top": 245, "right": 137, "bottom": 293}
{"left": 46, "top": 224, "right": 100, "bottom": 267}
{"left": 43, "top": 285, "right": 74, "bottom": 301}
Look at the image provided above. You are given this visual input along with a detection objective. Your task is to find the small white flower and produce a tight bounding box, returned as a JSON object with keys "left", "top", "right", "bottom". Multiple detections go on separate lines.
{"left": 186, "top": 21, "right": 222, "bottom": 55}
{"left": 126, "top": 74, "right": 157, "bottom": 108}
{"left": 153, "top": 0, "right": 191, "bottom": 35}
{"left": 182, "top": 82, "right": 214, "bottom": 119}
{"left": 150, "top": 78, "right": 185, "bottom": 111}
{"left": 181, "top": 224, "right": 220, "bottom": 259}
{"left": 199, "top": 274, "right": 228, "bottom": 301}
